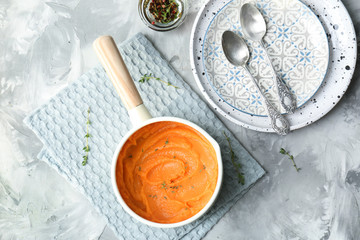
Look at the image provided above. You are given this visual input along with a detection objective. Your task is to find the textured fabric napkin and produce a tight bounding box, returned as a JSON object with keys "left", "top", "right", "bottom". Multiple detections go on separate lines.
{"left": 24, "top": 33, "right": 265, "bottom": 240}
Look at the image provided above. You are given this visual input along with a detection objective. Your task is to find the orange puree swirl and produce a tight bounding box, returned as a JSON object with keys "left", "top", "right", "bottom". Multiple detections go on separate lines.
{"left": 115, "top": 121, "right": 218, "bottom": 223}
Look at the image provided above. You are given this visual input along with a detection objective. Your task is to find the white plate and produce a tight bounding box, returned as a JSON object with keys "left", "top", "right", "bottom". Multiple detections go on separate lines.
{"left": 190, "top": 0, "right": 357, "bottom": 132}
{"left": 203, "top": 0, "right": 329, "bottom": 116}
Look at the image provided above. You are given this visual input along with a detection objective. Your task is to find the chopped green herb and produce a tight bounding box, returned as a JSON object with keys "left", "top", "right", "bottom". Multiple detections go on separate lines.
{"left": 155, "top": 148, "right": 158, "bottom": 152}
{"left": 138, "top": 166, "right": 141, "bottom": 171}
{"left": 139, "top": 73, "right": 180, "bottom": 89}
{"left": 149, "top": 0, "right": 180, "bottom": 24}
{"left": 203, "top": 164, "right": 206, "bottom": 170}
{"left": 164, "top": 196, "right": 167, "bottom": 200}
{"left": 280, "top": 148, "right": 300, "bottom": 172}
{"left": 191, "top": 185, "right": 194, "bottom": 189}
{"left": 165, "top": 139, "right": 169, "bottom": 145}
{"left": 223, "top": 132, "right": 245, "bottom": 185}
{"left": 129, "top": 155, "right": 133, "bottom": 158}
{"left": 173, "top": 156, "right": 176, "bottom": 159}
{"left": 161, "top": 181, "right": 168, "bottom": 189}
{"left": 171, "top": 191, "right": 175, "bottom": 193}
{"left": 142, "top": 148, "right": 144, "bottom": 152}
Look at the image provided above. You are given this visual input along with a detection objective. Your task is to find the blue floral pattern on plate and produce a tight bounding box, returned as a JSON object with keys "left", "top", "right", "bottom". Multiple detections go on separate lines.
{"left": 202, "top": 0, "right": 329, "bottom": 116}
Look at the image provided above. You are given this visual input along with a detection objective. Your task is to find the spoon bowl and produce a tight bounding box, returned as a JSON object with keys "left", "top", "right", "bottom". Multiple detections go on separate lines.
{"left": 240, "top": 3, "right": 266, "bottom": 41}
{"left": 221, "top": 31, "right": 249, "bottom": 66}
{"left": 240, "top": 3, "right": 297, "bottom": 114}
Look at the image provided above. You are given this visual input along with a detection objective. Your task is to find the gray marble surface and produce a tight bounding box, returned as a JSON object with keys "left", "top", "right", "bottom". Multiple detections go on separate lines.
{"left": 1, "top": 0, "right": 359, "bottom": 239}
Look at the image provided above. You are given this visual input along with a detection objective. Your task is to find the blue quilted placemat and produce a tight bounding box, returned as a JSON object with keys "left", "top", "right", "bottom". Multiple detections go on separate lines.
{"left": 24, "top": 33, "right": 265, "bottom": 240}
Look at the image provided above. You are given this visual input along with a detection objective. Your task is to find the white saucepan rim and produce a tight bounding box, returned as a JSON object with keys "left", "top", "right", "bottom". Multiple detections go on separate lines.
{"left": 111, "top": 116, "right": 223, "bottom": 228}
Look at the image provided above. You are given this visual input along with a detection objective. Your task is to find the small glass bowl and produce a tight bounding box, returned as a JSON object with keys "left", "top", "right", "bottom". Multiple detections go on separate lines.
{"left": 138, "top": 0, "right": 187, "bottom": 31}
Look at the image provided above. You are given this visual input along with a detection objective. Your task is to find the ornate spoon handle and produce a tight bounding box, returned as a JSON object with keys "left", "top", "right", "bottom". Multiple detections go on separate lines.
{"left": 244, "top": 67, "right": 290, "bottom": 135}
{"left": 260, "top": 40, "right": 297, "bottom": 113}
{"left": 275, "top": 74, "right": 297, "bottom": 113}
{"left": 263, "top": 97, "right": 290, "bottom": 135}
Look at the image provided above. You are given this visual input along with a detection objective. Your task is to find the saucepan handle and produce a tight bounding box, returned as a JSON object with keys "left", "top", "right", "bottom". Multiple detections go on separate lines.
{"left": 93, "top": 36, "right": 152, "bottom": 126}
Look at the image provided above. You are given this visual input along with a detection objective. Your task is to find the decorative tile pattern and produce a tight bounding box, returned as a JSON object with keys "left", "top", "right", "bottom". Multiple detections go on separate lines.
{"left": 203, "top": 0, "right": 329, "bottom": 116}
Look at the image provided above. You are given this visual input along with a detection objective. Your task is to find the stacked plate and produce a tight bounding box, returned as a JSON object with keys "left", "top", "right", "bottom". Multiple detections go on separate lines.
{"left": 190, "top": 0, "right": 357, "bottom": 132}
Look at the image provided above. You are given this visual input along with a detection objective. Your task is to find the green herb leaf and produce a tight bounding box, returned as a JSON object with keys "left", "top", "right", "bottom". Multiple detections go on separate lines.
{"left": 82, "top": 107, "right": 91, "bottom": 166}
{"left": 279, "top": 147, "right": 300, "bottom": 172}
{"left": 223, "top": 131, "right": 245, "bottom": 185}
{"left": 238, "top": 173, "right": 245, "bottom": 185}
{"left": 138, "top": 73, "right": 180, "bottom": 89}
{"left": 280, "top": 148, "right": 286, "bottom": 155}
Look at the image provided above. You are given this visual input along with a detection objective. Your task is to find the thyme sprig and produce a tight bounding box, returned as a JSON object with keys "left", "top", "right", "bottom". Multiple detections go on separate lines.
{"left": 82, "top": 107, "right": 91, "bottom": 166}
{"left": 223, "top": 132, "right": 245, "bottom": 185}
{"left": 280, "top": 148, "right": 300, "bottom": 172}
{"left": 139, "top": 73, "right": 180, "bottom": 89}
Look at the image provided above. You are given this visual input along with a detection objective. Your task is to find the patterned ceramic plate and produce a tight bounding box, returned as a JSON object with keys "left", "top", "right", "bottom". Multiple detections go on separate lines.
{"left": 190, "top": 0, "right": 357, "bottom": 132}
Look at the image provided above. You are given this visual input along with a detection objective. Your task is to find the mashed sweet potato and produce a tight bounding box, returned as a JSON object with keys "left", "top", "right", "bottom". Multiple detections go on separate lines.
{"left": 115, "top": 121, "right": 218, "bottom": 223}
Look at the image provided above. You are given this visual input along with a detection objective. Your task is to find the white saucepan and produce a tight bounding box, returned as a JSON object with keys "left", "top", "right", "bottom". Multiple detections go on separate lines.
{"left": 93, "top": 36, "right": 223, "bottom": 228}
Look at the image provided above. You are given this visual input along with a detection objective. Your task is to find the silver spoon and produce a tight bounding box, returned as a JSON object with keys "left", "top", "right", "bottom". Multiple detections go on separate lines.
{"left": 240, "top": 3, "right": 297, "bottom": 114}
{"left": 222, "top": 30, "right": 289, "bottom": 135}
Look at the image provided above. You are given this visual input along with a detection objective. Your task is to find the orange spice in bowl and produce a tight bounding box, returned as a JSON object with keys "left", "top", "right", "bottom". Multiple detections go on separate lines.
{"left": 115, "top": 121, "right": 218, "bottom": 224}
